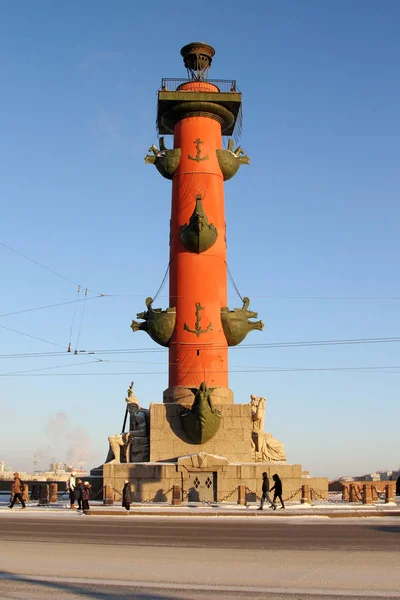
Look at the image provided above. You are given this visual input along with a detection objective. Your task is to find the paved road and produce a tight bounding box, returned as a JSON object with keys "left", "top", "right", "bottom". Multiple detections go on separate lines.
{"left": 1, "top": 514, "right": 400, "bottom": 550}
{"left": 1, "top": 514, "right": 400, "bottom": 599}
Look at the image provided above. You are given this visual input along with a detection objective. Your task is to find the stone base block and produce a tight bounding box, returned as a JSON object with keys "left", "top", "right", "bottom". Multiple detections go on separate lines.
{"left": 103, "top": 456, "right": 329, "bottom": 504}
{"left": 150, "top": 402, "right": 253, "bottom": 462}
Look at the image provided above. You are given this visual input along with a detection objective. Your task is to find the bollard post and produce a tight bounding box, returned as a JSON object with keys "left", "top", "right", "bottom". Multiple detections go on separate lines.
{"left": 39, "top": 484, "right": 49, "bottom": 505}
{"left": 237, "top": 485, "right": 246, "bottom": 505}
{"left": 171, "top": 484, "right": 182, "bottom": 506}
{"left": 385, "top": 483, "right": 395, "bottom": 504}
{"left": 22, "top": 484, "right": 29, "bottom": 503}
{"left": 103, "top": 484, "right": 113, "bottom": 506}
{"left": 363, "top": 483, "right": 373, "bottom": 505}
{"left": 49, "top": 483, "right": 58, "bottom": 503}
{"left": 349, "top": 483, "right": 358, "bottom": 502}
{"left": 342, "top": 484, "right": 349, "bottom": 502}
{"left": 301, "top": 484, "right": 311, "bottom": 504}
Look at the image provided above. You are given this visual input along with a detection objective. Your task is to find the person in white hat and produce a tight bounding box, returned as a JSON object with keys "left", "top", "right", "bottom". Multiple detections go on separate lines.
{"left": 67, "top": 471, "right": 77, "bottom": 509}
{"left": 82, "top": 481, "right": 92, "bottom": 511}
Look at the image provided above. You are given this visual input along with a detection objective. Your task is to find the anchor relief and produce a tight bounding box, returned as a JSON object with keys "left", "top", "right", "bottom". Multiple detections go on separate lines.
{"left": 221, "top": 297, "right": 263, "bottom": 346}
{"left": 188, "top": 138, "right": 209, "bottom": 162}
{"left": 184, "top": 302, "right": 212, "bottom": 337}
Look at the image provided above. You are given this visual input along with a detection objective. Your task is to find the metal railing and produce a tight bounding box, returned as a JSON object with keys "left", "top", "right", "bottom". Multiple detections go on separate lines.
{"left": 159, "top": 78, "right": 240, "bottom": 93}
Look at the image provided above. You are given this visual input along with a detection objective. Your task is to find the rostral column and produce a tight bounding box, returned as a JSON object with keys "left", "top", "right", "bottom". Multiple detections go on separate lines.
{"left": 132, "top": 42, "right": 263, "bottom": 405}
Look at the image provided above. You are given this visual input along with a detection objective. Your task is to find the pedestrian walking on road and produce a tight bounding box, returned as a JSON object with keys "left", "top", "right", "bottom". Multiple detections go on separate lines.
{"left": 67, "top": 471, "right": 77, "bottom": 509}
{"left": 82, "top": 481, "right": 91, "bottom": 511}
{"left": 8, "top": 472, "right": 26, "bottom": 509}
{"left": 122, "top": 480, "right": 131, "bottom": 511}
{"left": 258, "top": 472, "right": 275, "bottom": 510}
{"left": 270, "top": 474, "right": 285, "bottom": 509}
{"left": 75, "top": 479, "right": 84, "bottom": 511}
{"left": 396, "top": 475, "right": 400, "bottom": 497}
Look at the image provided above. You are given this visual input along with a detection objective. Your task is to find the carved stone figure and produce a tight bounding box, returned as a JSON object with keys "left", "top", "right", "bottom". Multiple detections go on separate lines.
{"left": 216, "top": 138, "right": 250, "bottom": 181}
{"left": 180, "top": 195, "right": 218, "bottom": 253}
{"left": 108, "top": 432, "right": 131, "bottom": 464}
{"left": 181, "top": 382, "right": 221, "bottom": 444}
{"left": 250, "top": 395, "right": 286, "bottom": 462}
{"left": 106, "top": 385, "right": 150, "bottom": 463}
{"left": 131, "top": 297, "right": 176, "bottom": 347}
{"left": 221, "top": 297, "right": 264, "bottom": 346}
{"left": 145, "top": 137, "right": 181, "bottom": 179}
{"left": 125, "top": 394, "right": 150, "bottom": 462}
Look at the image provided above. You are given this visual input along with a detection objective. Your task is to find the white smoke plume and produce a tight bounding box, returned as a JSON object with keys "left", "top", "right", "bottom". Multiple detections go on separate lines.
{"left": 35, "top": 412, "right": 93, "bottom": 470}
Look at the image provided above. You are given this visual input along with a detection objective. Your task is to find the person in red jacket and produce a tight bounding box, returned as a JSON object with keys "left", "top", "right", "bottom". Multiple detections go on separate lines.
{"left": 9, "top": 472, "right": 26, "bottom": 509}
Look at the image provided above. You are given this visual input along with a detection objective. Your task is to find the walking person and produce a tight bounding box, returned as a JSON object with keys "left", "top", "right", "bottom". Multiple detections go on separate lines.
{"left": 67, "top": 471, "right": 77, "bottom": 509}
{"left": 82, "top": 481, "right": 91, "bottom": 511}
{"left": 258, "top": 472, "right": 275, "bottom": 510}
{"left": 75, "top": 479, "right": 84, "bottom": 511}
{"left": 122, "top": 480, "right": 131, "bottom": 511}
{"left": 270, "top": 473, "right": 285, "bottom": 509}
{"left": 8, "top": 472, "right": 26, "bottom": 510}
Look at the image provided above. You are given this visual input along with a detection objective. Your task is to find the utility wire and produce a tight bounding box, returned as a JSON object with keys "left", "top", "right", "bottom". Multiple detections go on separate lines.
{"left": 74, "top": 288, "right": 88, "bottom": 353}
{"left": 2, "top": 365, "right": 399, "bottom": 377}
{"left": 0, "top": 323, "right": 66, "bottom": 349}
{"left": 0, "top": 295, "right": 102, "bottom": 318}
{"left": 0, "top": 335, "right": 400, "bottom": 360}
{"left": 1, "top": 359, "right": 102, "bottom": 377}
{"left": 0, "top": 241, "right": 104, "bottom": 296}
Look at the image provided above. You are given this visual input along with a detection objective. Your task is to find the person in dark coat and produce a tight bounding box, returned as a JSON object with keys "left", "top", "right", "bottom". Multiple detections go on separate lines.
{"left": 122, "top": 480, "right": 131, "bottom": 511}
{"left": 270, "top": 473, "right": 285, "bottom": 509}
{"left": 9, "top": 472, "right": 26, "bottom": 509}
{"left": 82, "top": 481, "right": 91, "bottom": 511}
{"left": 396, "top": 476, "right": 400, "bottom": 497}
{"left": 258, "top": 472, "right": 275, "bottom": 510}
{"left": 75, "top": 479, "right": 84, "bottom": 511}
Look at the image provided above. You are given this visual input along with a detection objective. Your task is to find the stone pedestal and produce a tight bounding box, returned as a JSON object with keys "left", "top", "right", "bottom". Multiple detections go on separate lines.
{"left": 103, "top": 454, "right": 328, "bottom": 504}
{"left": 150, "top": 403, "right": 254, "bottom": 462}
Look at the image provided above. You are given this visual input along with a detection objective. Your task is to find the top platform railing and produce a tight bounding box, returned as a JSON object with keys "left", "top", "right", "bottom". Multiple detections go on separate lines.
{"left": 159, "top": 78, "right": 240, "bottom": 93}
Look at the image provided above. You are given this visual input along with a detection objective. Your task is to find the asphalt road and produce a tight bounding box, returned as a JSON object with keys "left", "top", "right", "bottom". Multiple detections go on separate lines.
{"left": 1, "top": 515, "right": 400, "bottom": 599}
{"left": 1, "top": 514, "right": 400, "bottom": 550}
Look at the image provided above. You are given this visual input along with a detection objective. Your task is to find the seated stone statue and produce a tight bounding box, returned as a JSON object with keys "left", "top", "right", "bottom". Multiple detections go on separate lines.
{"left": 106, "top": 383, "right": 150, "bottom": 463}
{"left": 107, "top": 432, "right": 131, "bottom": 463}
{"left": 250, "top": 395, "right": 286, "bottom": 462}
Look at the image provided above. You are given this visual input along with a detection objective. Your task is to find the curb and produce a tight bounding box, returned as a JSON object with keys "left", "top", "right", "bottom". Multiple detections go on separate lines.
{"left": 84, "top": 509, "right": 400, "bottom": 518}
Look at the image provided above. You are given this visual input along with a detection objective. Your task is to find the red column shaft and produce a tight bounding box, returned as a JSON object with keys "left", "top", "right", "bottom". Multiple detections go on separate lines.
{"left": 169, "top": 116, "right": 228, "bottom": 388}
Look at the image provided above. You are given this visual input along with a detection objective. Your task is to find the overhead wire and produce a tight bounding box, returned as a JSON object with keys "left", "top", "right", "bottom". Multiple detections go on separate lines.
{"left": 0, "top": 241, "right": 104, "bottom": 296}
{"left": 73, "top": 288, "right": 88, "bottom": 353}
{"left": 0, "top": 335, "right": 399, "bottom": 360}
{"left": 0, "top": 323, "right": 66, "bottom": 349}
{"left": 0, "top": 295, "right": 102, "bottom": 318}
{"left": 2, "top": 365, "right": 399, "bottom": 377}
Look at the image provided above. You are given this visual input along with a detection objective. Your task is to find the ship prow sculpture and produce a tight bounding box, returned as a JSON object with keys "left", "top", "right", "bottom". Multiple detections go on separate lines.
{"left": 97, "top": 42, "right": 328, "bottom": 505}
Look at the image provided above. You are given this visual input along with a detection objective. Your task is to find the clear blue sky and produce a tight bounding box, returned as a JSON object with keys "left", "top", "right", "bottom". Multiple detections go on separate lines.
{"left": 1, "top": 0, "right": 399, "bottom": 479}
